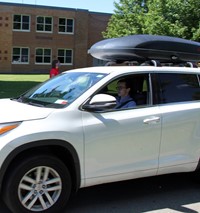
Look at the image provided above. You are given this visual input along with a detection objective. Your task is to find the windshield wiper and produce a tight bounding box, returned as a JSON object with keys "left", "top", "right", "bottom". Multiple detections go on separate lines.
{"left": 28, "top": 102, "right": 45, "bottom": 107}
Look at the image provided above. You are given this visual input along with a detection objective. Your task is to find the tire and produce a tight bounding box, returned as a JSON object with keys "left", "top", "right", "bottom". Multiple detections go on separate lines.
{"left": 2, "top": 154, "right": 72, "bottom": 213}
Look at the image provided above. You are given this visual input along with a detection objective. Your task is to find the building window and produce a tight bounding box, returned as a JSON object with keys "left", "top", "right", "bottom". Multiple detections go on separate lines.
{"left": 59, "top": 18, "right": 74, "bottom": 34}
{"left": 35, "top": 48, "right": 51, "bottom": 64}
{"left": 58, "top": 49, "right": 73, "bottom": 65}
{"left": 12, "top": 47, "right": 29, "bottom": 64}
{"left": 13, "top": 15, "right": 30, "bottom": 31}
{"left": 36, "top": 16, "right": 52, "bottom": 32}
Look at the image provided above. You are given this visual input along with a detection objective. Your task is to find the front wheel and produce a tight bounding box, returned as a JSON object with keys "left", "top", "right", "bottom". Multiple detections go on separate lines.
{"left": 3, "top": 154, "right": 72, "bottom": 213}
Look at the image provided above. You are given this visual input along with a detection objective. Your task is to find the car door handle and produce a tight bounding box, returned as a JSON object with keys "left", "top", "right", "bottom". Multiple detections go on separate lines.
{"left": 143, "top": 116, "right": 160, "bottom": 124}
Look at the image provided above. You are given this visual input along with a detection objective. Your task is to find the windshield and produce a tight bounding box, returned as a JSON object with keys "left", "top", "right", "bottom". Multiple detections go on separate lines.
{"left": 18, "top": 72, "right": 107, "bottom": 108}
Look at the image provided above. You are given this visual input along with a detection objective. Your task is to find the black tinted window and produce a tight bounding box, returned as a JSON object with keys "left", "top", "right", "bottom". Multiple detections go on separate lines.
{"left": 157, "top": 73, "right": 200, "bottom": 104}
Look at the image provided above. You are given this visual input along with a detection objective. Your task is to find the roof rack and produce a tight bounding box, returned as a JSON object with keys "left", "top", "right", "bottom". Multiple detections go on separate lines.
{"left": 105, "top": 60, "right": 199, "bottom": 68}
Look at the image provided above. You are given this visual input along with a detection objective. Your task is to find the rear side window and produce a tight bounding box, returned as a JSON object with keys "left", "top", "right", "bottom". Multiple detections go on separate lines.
{"left": 156, "top": 73, "right": 200, "bottom": 104}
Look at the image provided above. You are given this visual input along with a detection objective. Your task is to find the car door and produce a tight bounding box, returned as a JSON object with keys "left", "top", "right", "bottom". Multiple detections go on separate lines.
{"left": 82, "top": 73, "right": 162, "bottom": 185}
{"left": 154, "top": 73, "right": 200, "bottom": 174}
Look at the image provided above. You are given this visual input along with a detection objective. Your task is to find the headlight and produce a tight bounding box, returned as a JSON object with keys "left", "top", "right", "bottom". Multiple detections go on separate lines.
{"left": 0, "top": 122, "right": 21, "bottom": 135}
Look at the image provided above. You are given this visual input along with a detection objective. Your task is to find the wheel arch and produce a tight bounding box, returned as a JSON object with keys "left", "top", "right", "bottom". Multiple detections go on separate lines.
{"left": 0, "top": 139, "right": 81, "bottom": 194}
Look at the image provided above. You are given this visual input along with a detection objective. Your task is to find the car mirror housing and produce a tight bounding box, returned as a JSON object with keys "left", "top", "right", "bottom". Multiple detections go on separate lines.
{"left": 82, "top": 94, "right": 116, "bottom": 111}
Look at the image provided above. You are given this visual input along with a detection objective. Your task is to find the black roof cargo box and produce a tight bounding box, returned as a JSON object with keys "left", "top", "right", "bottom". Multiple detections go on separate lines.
{"left": 88, "top": 34, "right": 200, "bottom": 63}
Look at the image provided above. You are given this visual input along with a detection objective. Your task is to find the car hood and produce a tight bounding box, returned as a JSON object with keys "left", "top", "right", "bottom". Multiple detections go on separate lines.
{"left": 0, "top": 99, "right": 54, "bottom": 123}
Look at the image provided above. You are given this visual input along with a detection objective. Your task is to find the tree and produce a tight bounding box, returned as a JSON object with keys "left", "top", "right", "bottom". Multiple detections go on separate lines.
{"left": 103, "top": 0, "right": 200, "bottom": 41}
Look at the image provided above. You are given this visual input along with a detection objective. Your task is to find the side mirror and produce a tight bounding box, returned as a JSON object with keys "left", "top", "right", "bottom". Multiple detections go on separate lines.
{"left": 82, "top": 94, "right": 116, "bottom": 111}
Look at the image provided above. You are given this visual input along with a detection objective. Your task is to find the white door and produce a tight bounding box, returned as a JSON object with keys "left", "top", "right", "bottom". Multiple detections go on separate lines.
{"left": 158, "top": 102, "right": 200, "bottom": 174}
{"left": 82, "top": 106, "right": 161, "bottom": 185}
{"left": 155, "top": 73, "right": 200, "bottom": 174}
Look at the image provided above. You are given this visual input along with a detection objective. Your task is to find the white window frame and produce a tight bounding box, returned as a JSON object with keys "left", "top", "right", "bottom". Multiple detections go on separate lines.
{"left": 12, "top": 47, "right": 29, "bottom": 64}
{"left": 13, "top": 14, "right": 30, "bottom": 32}
{"left": 58, "top": 18, "right": 74, "bottom": 34}
{"left": 36, "top": 16, "right": 53, "bottom": 33}
{"left": 58, "top": 49, "right": 73, "bottom": 65}
{"left": 35, "top": 48, "right": 51, "bottom": 64}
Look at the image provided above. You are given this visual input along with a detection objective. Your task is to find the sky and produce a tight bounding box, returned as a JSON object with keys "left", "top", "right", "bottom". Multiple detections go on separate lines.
{"left": 1, "top": 0, "right": 118, "bottom": 13}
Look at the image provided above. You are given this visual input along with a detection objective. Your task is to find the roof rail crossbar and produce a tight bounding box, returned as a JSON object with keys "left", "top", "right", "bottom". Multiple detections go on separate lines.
{"left": 105, "top": 61, "right": 117, "bottom": 66}
{"left": 150, "top": 60, "right": 161, "bottom": 67}
{"left": 185, "top": 62, "right": 198, "bottom": 68}
{"left": 140, "top": 60, "right": 162, "bottom": 67}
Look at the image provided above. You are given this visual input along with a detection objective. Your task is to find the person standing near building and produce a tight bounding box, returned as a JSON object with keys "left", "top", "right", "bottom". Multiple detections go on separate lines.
{"left": 50, "top": 59, "right": 60, "bottom": 78}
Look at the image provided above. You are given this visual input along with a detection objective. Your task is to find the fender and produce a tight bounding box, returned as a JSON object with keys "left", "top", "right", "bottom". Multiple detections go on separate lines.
{"left": 0, "top": 139, "right": 81, "bottom": 192}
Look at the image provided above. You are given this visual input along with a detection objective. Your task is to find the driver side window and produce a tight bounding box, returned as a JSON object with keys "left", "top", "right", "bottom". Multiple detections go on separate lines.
{"left": 99, "top": 73, "right": 150, "bottom": 109}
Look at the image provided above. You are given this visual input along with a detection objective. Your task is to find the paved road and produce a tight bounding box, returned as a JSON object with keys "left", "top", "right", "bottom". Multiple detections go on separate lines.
{"left": 1, "top": 173, "right": 200, "bottom": 213}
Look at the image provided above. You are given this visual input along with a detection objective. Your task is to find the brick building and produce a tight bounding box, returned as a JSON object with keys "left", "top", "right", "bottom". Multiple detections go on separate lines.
{"left": 0, "top": 2, "right": 111, "bottom": 73}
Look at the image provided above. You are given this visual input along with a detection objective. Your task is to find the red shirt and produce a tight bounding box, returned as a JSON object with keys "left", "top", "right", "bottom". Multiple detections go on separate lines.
{"left": 50, "top": 68, "right": 59, "bottom": 78}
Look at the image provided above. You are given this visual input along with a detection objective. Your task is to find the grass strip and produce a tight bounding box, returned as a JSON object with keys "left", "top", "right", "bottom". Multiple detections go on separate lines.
{"left": 0, "top": 74, "right": 48, "bottom": 98}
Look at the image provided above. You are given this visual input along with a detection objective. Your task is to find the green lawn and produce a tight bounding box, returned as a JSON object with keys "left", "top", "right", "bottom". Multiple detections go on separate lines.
{"left": 0, "top": 74, "right": 49, "bottom": 98}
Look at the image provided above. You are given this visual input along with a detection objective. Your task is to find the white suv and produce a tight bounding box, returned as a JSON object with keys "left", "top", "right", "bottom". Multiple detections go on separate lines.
{"left": 1, "top": 35, "right": 200, "bottom": 213}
